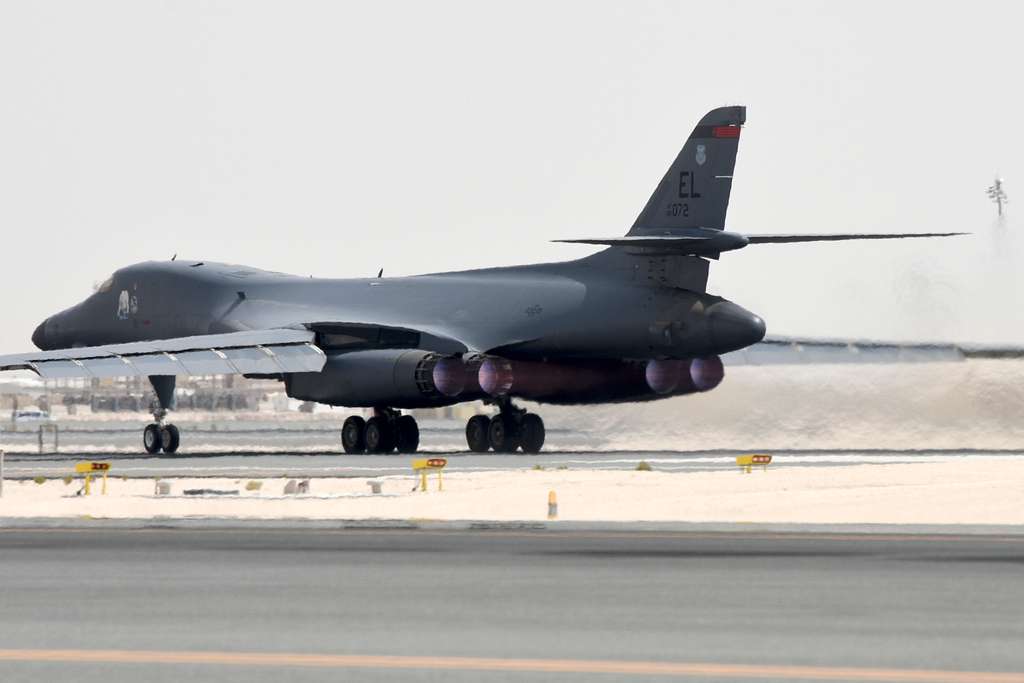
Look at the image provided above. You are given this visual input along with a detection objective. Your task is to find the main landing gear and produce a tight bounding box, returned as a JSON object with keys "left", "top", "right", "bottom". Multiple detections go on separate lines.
{"left": 143, "top": 376, "right": 179, "bottom": 455}
{"left": 143, "top": 417, "right": 180, "bottom": 455}
{"left": 465, "top": 400, "right": 545, "bottom": 454}
{"left": 342, "top": 408, "right": 420, "bottom": 454}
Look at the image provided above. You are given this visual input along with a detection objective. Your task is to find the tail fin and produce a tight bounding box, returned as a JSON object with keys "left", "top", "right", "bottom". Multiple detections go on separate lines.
{"left": 629, "top": 106, "right": 745, "bottom": 235}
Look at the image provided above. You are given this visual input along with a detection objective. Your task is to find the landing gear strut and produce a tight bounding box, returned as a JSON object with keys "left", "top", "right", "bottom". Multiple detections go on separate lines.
{"left": 342, "top": 408, "right": 419, "bottom": 454}
{"left": 465, "top": 399, "right": 546, "bottom": 454}
{"left": 144, "top": 376, "right": 180, "bottom": 454}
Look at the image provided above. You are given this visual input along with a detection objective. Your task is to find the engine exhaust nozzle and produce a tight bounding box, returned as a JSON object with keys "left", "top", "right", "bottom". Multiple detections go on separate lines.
{"left": 645, "top": 356, "right": 724, "bottom": 394}
{"left": 478, "top": 358, "right": 514, "bottom": 396}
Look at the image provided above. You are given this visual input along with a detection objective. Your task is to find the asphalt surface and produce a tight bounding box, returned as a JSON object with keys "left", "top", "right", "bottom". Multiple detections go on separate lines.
{"left": 5, "top": 447, "right": 1022, "bottom": 479}
{"left": 0, "top": 527, "right": 1022, "bottom": 682}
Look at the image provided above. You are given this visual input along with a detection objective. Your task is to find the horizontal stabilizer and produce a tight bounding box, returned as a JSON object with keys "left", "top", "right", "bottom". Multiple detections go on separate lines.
{"left": 554, "top": 229, "right": 747, "bottom": 256}
{"left": 746, "top": 232, "right": 967, "bottom": 244}
{"left": 556, "top": 236, "right": 706, "bottom": 247}
{"left": 556, "top": 230, "right": 967, "bottom": 257}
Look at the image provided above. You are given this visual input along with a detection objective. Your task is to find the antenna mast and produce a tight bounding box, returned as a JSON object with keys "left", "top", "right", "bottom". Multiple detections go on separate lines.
{"left": 987, "top": 177, "right": 1008, "bottom": 217}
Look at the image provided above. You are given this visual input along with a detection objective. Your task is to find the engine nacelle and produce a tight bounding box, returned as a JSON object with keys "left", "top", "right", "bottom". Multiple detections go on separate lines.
{"left": 286, "top": 351, "right": 725, "bottom": 409}
{"left": 475, "top": 358, "right": 648, "bottom": 404}
{"left": 285, "top": 349, "right": 462, "bottom": 409}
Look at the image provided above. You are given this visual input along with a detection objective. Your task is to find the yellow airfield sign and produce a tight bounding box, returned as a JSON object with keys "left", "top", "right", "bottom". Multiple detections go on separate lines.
{"left": 75, "top": 462, "right": 111, "bottom": 473}
{"left": 74, "top": 462, "right": 111, "bottom": 494}
{"left": 412, "top": 458, "right": 447, "bottom": 492}
{"left": 411, "top": 458, "right": 447, "bottom": 470}
{"left": 736, "top": 454, "right": 772, "bottom": 473}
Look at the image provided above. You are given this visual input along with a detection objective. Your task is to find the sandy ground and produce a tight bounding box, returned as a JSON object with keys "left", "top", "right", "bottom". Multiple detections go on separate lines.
{"left": 2, "top": 458, "right": 1023, "bottom": 524}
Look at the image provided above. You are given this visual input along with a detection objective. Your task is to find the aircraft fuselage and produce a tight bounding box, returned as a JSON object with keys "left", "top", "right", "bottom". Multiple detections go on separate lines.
{"left": 31, "top": 255, "right": 766, "bottom": 408}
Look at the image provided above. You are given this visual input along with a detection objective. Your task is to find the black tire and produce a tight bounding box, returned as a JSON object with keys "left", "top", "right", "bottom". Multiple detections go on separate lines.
{"left": 395, "top": 415, "right": 420, "bottom": 453}
{"left": 520, "top": 413, "right": 545, "bottom": 454}
{"left": 143, "top": 423, "right": 161, "bottom": 454}
{"left": 466, "top": 415, "right": 491, "bottom": 453}
{"left": 488, "top": 414, "right": 520, "bottom": 453}
{"left": 160, "top": 424, "right": 180, "bottom": 454}
{"left": 365, "top": 417, "right": 394, "bottom": 453}
{"left": 341, "top": 416, "right": 366, "bottom": 454}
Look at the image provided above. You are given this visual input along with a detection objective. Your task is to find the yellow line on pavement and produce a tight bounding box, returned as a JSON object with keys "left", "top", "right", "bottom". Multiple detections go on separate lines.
{"left": 0, "top": 649, "right": 1022, "bottom": 681}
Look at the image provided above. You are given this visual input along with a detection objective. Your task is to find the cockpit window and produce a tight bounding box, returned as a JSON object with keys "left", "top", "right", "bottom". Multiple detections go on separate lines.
{"left": 97, "top": 276, "right": 114, "bottom": 293}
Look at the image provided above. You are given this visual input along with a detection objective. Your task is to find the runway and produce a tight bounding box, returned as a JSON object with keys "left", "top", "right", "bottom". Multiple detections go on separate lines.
{"left": 4, "top": 447, "right": 1022, "bottom": 479}
{"left": 0, "top": 528, "right": 1022, "bottom": 681}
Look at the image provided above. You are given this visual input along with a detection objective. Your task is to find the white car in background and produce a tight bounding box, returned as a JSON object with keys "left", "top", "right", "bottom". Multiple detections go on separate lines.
{"left": 12, "top": 409, "right": 53, "bottom": 424}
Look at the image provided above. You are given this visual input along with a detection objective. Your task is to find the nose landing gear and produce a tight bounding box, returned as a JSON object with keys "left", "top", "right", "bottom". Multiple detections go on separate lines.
{"left": 143, "top": 376, "right": 180, "bottom": 455}
{"left": 342, "top": 408, "right": 420, "bottom": 454}
{"left": 465, "top": 399, "right": 545, "bottom": 454}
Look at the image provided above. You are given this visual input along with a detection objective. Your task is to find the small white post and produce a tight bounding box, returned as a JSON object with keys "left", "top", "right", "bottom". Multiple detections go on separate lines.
{"left": 1, "top": 449, "right": 5, "bottom": 498}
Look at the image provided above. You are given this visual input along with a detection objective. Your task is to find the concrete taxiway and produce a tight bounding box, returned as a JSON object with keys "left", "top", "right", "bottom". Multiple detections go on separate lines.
{"left": 0, "top": 527, "right": 1022, "bottom": 682}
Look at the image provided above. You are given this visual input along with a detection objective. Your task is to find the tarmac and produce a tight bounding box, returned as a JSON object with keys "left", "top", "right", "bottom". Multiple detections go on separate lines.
{"left": 4, "top": 448, "right": 1021, "bottom": 479}
{"left": 1, "top": 526, "right": 1023, "bottom": 682}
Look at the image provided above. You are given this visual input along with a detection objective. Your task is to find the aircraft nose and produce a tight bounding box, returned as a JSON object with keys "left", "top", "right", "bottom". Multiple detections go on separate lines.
{"left": 32, "top": 320, "right": 49, "bottom": 350}
{"left": 707, "top": 301, "right": 766, "bottom": 353}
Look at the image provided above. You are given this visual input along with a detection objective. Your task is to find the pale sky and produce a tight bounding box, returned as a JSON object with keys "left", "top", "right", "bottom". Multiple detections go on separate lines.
{"left": 1, "top": 1, "right": 1021, "bottom": 354}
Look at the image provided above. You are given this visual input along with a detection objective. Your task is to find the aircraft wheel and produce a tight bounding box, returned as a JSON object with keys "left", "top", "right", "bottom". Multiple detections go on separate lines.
{"left": 520, "top": 413, "right": 545, "bottom": 454}
{"left": 395, "top": 415, "right": 420, "bottom": 453}
{"left": 488, "top": 414, "right": 520, "bottom": 453}
{"left": 466, "top": 415, "right": 491, "bottom": 453}
{"left": 160, "top": 424, "right": 180, "bottom": 454}
{"left": 364, "top": 417, "right": 393, "bottom": 453}
{"left": 143, "top": 423, "right": 162, "bottom": 454}
{"left": 341, "top": 416, "right": 366, "bottom": 454}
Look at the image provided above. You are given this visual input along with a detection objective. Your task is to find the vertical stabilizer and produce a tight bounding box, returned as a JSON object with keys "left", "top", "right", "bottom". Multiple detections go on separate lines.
{"left": 629, "top": 106, "right": 745, "bottom": 235}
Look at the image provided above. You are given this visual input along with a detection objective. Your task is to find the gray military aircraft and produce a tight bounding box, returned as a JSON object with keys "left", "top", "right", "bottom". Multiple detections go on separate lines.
{"left": 0, "top": 106, "right": 1013, "bottom": 455}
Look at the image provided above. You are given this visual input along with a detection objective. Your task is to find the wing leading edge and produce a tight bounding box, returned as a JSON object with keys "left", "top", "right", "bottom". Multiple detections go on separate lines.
{"left": 0, "top": 329, "right": 326, "bottom": 378}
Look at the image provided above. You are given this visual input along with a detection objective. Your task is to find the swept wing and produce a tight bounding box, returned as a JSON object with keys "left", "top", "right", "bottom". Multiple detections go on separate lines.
{"left": 0, "top": 329, "right": 326, "bottom": 378}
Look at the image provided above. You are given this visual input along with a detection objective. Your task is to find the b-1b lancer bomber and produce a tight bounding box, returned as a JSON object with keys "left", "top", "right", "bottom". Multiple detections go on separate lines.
{"left": 0, "top": 107, "right": 1011, "bottom": 454}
